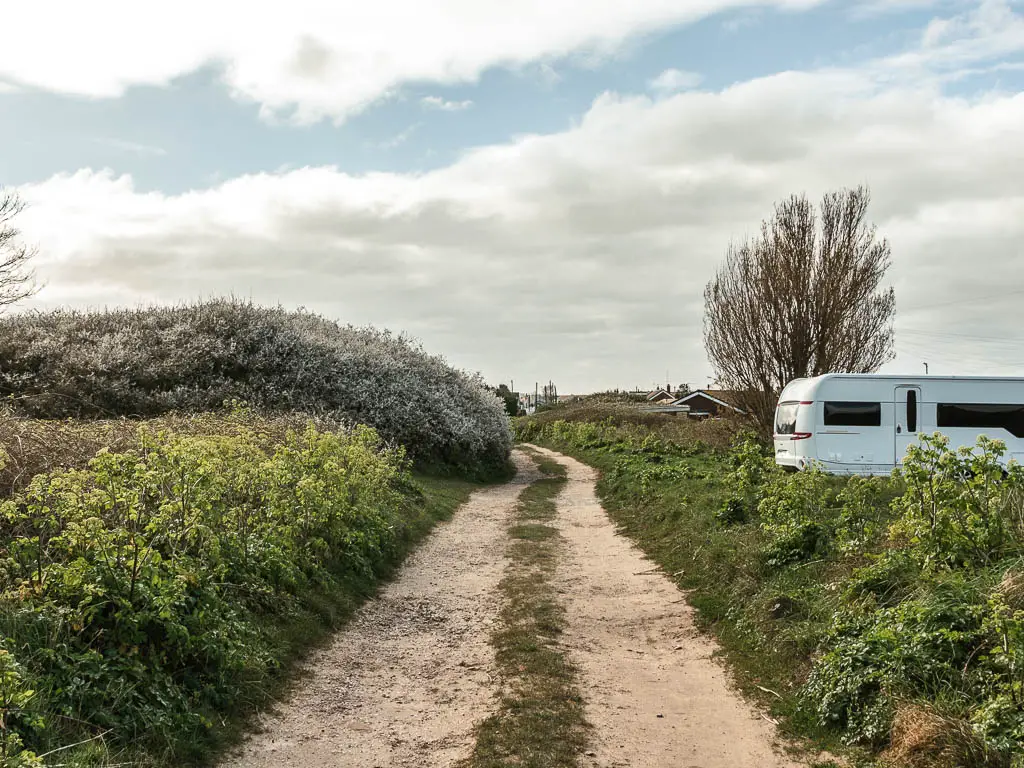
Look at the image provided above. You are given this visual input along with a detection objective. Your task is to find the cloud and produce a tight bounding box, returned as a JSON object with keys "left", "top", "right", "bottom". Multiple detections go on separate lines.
{"left": 421, "top": 95, "right": 474, "bottom": 111}
{"left": 0, "top": 0, "right": 826, "bottom": 124}
{"left": 372, "top": 123, "right": 421, "bottom": 150}
{"left": 91, "top": 138, "right": 168, "bottom": 157}
{"left": 648, "top": 69, "right": 703, "bottom": 94}
{"left": 12, "top": 2, "right": 1024, "bottom": 391}
{"left": 890, "top": 0, "right": 1024, "bottom": 74}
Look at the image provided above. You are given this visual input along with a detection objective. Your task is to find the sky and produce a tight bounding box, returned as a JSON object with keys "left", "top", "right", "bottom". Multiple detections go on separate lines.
{"left": 2, "top": 0, "right": 1024, "bottom": 395}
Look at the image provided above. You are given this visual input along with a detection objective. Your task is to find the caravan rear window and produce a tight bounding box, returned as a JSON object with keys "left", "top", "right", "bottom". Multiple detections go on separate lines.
{"left": 775, "top": 402, "right": 799, "bottom": 435}
{"left": 937, "top": 403, "right": 1024, "bottom": 437}
{"left": 824, "top": 401, "right": 881, "bottom": 427}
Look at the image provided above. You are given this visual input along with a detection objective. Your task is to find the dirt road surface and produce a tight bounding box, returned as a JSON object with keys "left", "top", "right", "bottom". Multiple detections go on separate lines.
{"left": 527, "top": 444, "right": 806, "bottom": 768}
{"left": 223, "top": 447, "right": 809, "bottom": 768}
{"left": 222, "top": 451, "right": 539, "bottom": 768}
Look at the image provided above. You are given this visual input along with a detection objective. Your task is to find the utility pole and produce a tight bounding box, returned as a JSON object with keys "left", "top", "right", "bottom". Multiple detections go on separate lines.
{"left": 923, "top": 362, "right": 929, "bottom": 375}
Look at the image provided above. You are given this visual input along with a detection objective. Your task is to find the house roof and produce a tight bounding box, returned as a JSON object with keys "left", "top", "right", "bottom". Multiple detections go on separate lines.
{"left": 646, "top": 389, "right": 674, "bottom": 401}
{"left": 670, "top": 389, "right": 746, "bottom": 413}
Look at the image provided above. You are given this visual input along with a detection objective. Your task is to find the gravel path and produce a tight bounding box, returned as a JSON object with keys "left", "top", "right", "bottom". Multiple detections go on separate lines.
{"left": 221, "top": 450, "right": 539, "bottom": 768}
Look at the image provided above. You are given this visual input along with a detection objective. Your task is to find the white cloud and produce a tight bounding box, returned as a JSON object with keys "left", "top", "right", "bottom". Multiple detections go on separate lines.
{"left": 0, "top": 0, "right": 824, "bottom": 124}
{"left": 421, "top": 96, "right": 474, "bottom": 111}
{"left": 372, "top": 123, "right": 421, "bottom": 150}
{"left": 894, "top": 0, "right": 1024, "bottom": 73}
{"left": 648, "top": 68, "right": 703, "bottom": 94}
{"left": 92, "top": 138, "right": 168, "bottom": 157}
{"left": 11, "top": 1, "right": 1024, "bottom": 391}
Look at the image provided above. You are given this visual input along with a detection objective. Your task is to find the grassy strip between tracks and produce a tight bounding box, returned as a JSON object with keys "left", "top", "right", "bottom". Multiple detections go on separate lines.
{"left": 460, "top": 450, "right": 590, "bottom": 768}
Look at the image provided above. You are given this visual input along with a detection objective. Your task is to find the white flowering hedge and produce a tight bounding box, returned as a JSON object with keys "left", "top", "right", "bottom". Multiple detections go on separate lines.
{"left": 0, "top": 300, "right": 512, "bottom": 476}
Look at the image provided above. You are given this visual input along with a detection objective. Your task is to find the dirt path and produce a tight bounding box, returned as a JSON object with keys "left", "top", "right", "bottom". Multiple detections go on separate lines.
{"left": 526, "top": 444, "right": 808, "bottom": 768}
{"left": 224, "top": 446, "right": 812, "bottom": 768}
{"left": 222, "top": 450, "right": 540, "bottom": 768}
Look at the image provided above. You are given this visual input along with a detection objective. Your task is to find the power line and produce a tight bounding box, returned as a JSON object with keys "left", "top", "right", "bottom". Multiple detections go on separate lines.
{"left": 899, "top": 287, "right": 1024, "bottom": 314}
{"left": 899, "top": 328, "right": 1024, "bottom": 345}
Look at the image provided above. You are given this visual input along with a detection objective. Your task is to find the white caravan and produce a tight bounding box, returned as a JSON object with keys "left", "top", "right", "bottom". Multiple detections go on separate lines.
{"left": 773, "top": 374, "right": 1024, "bottom": 475}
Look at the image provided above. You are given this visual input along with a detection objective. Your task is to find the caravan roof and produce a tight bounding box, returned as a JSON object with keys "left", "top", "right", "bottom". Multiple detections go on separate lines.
{"left": 781, "top": 374, "right": 1024, "bottom": 402}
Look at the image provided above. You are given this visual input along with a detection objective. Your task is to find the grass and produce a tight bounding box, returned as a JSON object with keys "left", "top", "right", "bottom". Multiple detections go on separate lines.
{"left": 460, "top": 452, "right": 590, "bottom": 768}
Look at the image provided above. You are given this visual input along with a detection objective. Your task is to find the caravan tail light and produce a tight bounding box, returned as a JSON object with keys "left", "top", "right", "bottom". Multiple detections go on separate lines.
{"left": 791, "top": 432, "right": 813, "bottom": 440}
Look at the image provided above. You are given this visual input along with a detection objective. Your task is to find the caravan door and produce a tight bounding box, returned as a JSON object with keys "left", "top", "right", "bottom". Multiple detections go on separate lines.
{"left": 894, "top": 385, "right": 921, "bottom": 465}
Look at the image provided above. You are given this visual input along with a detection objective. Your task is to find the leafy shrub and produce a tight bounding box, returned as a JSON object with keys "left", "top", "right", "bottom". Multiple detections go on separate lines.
{"left": 834, "top": 475, "right": 897, "bottom": 555}
{"left": 803, "top": 577, "right": 996, "bottom": 747}
{"left": 0, "top": 299, "right": 512, "bottom": 477}
{"left": 0, "top": 416, "right": 433, "bottom": 762}
{"left": 892, "top": 434, "right": 1023, "bottom": 569}
{"left": 716, "top": 496, "right": 747, "bottom": 526}
{"left": 844, "top": 551, "right": 920, "bottom": 607}
{"left": 757, "top": 466, "right": 836, "bottom": 565}
{"left": 0, "top": 650, "right": 42, "bottom": 767}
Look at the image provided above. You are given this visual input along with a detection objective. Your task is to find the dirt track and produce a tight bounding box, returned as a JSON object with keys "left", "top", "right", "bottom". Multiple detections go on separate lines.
{"left": 223, "top": 448, "right": 808, "bottom": 768}
{"left": 527, "top": 444, "right": 804, "bottom": 768}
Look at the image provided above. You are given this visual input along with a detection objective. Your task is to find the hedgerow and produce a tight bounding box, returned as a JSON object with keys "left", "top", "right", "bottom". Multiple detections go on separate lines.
{"left": 0, "top": 410, "right": 464, "bottom": 765}
{"left": 522, "top": 417, "right": 1024, "bottom": 766}
{"left": 0, "top": 299, "right": 511, "bottom": 477}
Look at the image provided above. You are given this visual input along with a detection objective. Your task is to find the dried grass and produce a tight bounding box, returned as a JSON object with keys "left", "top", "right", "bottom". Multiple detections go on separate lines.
{"left": 881, "top": 703, "right": 1008, "bottom": 768}
{"left": 0, "top": 408, "right": 341, "bottom": 498}
{"left": 995, "top": 569, "right": 1024, "bottom": 612}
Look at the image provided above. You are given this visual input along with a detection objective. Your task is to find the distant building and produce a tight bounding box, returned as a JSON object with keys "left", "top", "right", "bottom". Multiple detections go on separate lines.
{"left": 670, "top": 389, "right": 747, "bottom": 418}
{"left": 646, "top": 389, "right": 676, "bottom": 404}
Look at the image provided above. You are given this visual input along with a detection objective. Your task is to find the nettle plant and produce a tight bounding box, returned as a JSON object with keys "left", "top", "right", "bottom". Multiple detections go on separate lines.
{"left": 891, "top": 433, "right": 1024, "bottom": 569}
{"left": 0, "top": 650, "right": 42, "bottom": 768}
{"left": 749, "top": 448, "right": 895, "bottom": 564}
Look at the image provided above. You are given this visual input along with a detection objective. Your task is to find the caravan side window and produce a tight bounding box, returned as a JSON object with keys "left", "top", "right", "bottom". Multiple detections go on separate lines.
{"left": 937, "top": 403, "right": 1024, "bottom": 437}
{"left": 824, "top": 401, "right": 881, "bottom": 427}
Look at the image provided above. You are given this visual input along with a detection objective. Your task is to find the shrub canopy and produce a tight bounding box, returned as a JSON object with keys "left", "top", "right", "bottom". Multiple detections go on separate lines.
{"left": 0, "top": 300, "right": 511, "bottom": 475}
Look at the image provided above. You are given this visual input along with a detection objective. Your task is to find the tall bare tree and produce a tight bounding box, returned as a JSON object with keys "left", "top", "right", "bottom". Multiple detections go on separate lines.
{"left": 0, "top": 189, "right": 38, "bottom": 311}
{"left": 703, "top": 186, "right": 895, "bottom": 434}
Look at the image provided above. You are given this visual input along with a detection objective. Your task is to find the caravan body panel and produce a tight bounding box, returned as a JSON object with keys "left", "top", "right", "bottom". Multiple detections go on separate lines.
{"left": 773, "top": 374, "right": 1024, "bottom": 475}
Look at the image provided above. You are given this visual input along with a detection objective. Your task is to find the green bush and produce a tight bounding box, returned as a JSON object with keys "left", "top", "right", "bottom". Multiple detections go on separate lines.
{"left": 0, "top": 417, "right": 435, "bottom": 763}
{"left": 892, "top": 433, "right": 1022, "bottom": 569}
{"left": 716, "top": 496, "right": 747, "bottom": 526}
{"left": 803, "top": 580, "right": 990, "bottom": 746}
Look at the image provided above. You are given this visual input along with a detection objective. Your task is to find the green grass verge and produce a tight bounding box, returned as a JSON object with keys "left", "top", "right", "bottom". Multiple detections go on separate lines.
{"left": 460, "top": 455, "right": 590, "bottom": 768}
